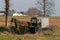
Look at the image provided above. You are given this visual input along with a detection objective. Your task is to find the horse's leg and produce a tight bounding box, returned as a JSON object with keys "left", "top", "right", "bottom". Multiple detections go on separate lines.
{"left": 24, "top": 22, "right": 28, "bottom": 33}
{"left": 24, "top": 26, "right": 27, "bottom": 33}
{"left": 16, "top": 25, "right": 21, "bottom": 34}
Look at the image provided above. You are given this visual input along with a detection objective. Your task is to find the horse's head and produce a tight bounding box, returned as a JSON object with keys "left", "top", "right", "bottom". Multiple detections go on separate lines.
{"left": 11, "top": 18, "right": 16, "bottom": 23}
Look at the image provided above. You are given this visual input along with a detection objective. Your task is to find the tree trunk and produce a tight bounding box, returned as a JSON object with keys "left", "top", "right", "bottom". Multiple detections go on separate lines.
{"left": 44, "top": 0, "right": 46, "bottom": 16}
{"left": 5, "top": 0, "right": 9, "bottom": 27}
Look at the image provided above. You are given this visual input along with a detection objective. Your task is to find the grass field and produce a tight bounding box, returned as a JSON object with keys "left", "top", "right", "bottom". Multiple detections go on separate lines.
{"left": 0, "top": 32, "right": 60, "bottom": 40}
{"left": 0, "top": 26, "right": 60, "bottom": 40}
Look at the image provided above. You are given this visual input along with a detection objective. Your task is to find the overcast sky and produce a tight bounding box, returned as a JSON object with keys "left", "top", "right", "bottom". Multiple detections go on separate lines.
{"left": 0, "top": 0, "right": 60, "bottom": 16}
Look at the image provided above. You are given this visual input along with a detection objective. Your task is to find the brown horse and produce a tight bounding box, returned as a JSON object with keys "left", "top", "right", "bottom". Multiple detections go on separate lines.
{"left": 11, "top": 18, "right": 29, "bottom": 33}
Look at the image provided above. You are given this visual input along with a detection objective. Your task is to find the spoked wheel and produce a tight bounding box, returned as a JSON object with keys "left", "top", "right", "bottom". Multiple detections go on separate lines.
{"left": 36, "top": 23, "right": 41, "bottom": 33}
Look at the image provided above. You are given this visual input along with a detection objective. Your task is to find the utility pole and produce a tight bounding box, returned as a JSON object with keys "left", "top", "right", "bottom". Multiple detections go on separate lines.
{"left": 5, "top": 0, "right": 9, "bottom": 27}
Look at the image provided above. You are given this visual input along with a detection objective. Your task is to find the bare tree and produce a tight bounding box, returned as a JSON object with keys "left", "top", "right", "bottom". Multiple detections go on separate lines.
{"left": 5, "top": 0, "right": 10, "bottom": 27}
{"left": 36, "top": 0, "right": 54, "bottom": 16}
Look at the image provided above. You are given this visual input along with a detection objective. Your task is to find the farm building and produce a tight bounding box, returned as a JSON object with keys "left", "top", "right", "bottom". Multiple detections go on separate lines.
{"left": 0, "top": 11, "right": 5, "bottom": 16}
{"left": 13, "top": 12, "right": 28, "bottom": 16}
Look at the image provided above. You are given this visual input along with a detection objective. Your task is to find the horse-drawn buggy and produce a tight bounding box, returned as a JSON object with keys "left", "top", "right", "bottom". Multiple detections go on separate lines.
{"left": 10, "top": 17, "right": 55, "bottom": 34}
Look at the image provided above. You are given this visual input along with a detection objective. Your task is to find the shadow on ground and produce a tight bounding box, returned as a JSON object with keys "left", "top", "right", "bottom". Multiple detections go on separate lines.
{"left": 0, "top": 26, "right": 22, "bottom": 34}
{"left": 0, "top": 26, "right": 17, "bottom": 33}
{"left": 0, "top": 26, "right": 9, "bottom": 32}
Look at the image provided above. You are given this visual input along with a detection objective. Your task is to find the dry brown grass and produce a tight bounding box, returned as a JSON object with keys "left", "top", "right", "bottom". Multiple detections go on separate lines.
{"left": 0, "top": 16, "right": 31, "bottom": 26}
